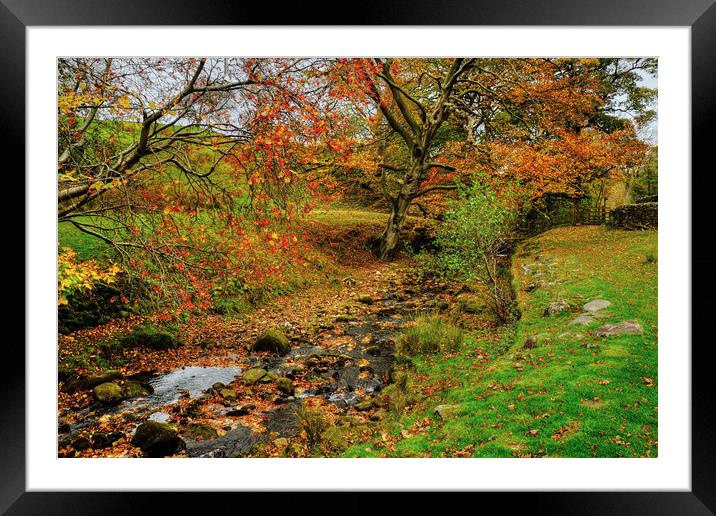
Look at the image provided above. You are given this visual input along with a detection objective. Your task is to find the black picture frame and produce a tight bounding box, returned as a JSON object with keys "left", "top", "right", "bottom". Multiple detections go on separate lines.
{"left": 6, "top": 0, "right": 713, "bottom": 513}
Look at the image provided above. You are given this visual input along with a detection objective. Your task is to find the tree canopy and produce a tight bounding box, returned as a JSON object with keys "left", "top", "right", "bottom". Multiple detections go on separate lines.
{"left": 57, "top": 57, "right": 656, "bottom": 311}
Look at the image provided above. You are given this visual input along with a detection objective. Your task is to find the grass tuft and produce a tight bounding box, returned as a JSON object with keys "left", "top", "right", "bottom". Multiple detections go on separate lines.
{"left": 397, "top": 316, "right": 464, "bottom": 356}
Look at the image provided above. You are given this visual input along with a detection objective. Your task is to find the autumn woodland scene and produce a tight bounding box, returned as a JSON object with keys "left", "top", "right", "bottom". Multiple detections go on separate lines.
{"left": 57, "top": 57, "right": 658, "bottom": 458}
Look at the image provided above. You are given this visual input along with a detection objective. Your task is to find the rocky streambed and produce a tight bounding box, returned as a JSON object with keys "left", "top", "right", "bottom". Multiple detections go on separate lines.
{"left": 58, "top": 268, "right": 456, "bottom": 458}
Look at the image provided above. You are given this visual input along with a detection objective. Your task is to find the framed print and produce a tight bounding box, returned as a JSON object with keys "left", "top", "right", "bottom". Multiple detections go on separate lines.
{"left": 6, "top": 0, "right": 714, "bottom": 513}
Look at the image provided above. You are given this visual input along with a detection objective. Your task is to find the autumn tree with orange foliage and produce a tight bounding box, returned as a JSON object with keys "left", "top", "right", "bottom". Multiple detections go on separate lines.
{"left": 331, "top": 58, "right": 655, "bottom": 258}
{"left": 57, "top": 57, "right": 655, "bottom": 312}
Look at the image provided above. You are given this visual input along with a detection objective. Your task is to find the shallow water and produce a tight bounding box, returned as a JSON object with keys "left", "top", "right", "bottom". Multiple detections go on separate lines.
{"left": 145, "top": 365, "right": 242, "bottom": 405}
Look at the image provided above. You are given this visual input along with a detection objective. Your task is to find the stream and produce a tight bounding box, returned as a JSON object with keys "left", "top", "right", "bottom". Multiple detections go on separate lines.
{"left": 59, "top": 270, "right": 449, "bottom": 457}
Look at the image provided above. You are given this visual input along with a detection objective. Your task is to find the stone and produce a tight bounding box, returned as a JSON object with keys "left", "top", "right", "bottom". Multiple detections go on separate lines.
{"left": 357, "top": 294, "right": 374, "bottom": 305}
{"left": 181, "top": 423, "right": 219, "bottom": 441}
{"left": 63, "top": 369, "right": 123, "bottom": 393}
{"left": 72, "top": 436, "right": 91, "bottom": 451}
{"left": 91, "top": 431, "right": 124, "bottom": 450}
{"left": 226, "top": 404, "right": 254, "bottom": 417}
{"left": 570, "top": 314, "right": 595, "bottom": 326}
{"left": 253, "top": 330, "right": 291, "bottom": 354}
{"left": 186, "top": 426, "right": 257, "bottom": 458}
{"left": 594, "top": 320, "right": 643, "bottom": 337}
{"left": 123, "top": 381, "right": 153, "bottom": 399}
{"left": 543, "top": 300, "right": 570, "bottom": 317}
{"left": 583, "top": 299, "right": 611, "bottom": 312}
{"left": 434, "top": 404, "right": 462, "bottom": 420}
{"left": 58, "top": 365, "right": 75, "bottom": 382}
{"left": 354, "top": 399, "right": 374, "bottom": 411}
{"left": 523, "top": 335, "right": 538, "bottom": 349}
{"left": 273, "top": 438, "right": 289, "bottom": 449}
{"left": 219, "top": 388, "right": 237, "bottom": 400}
{"left": 259, "top": 372, "right": 277, "bottom": 383}
{"left": 275, "top": 377, "right": 295, "bottom": 396}
{"left": 242, "top": 368, "right": 268, "bottom": 385}
{"left": 364, "top": 345, "right": 381, "bottom": 356}
{"left": 93, "top": 382, "right": 123, "bottom": 405}
{"left": 131, "top": 421, "right": 184, "bottom": 457}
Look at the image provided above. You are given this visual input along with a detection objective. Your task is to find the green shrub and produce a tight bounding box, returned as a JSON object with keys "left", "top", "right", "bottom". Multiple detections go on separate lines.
{"left": 398, "top": 316, "right": 464, "bottom": 356}
{"left": 119, "top": 323, "right": 182, "bottom": 350}
{"left": 422, "top": 175, "right": 522, "bottom": 324}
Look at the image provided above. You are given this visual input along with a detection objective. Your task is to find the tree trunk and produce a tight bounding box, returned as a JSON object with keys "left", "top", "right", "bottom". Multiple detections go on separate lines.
{"left": 378, "top": 193, "right": 411, "bottom": 260}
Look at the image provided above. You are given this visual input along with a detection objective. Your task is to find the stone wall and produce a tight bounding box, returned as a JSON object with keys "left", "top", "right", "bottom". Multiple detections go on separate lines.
{"left": 635, "top": 194, "right": 658, "bottom": 204}
{"left": 608, "top": 202, "right": 658, "bottom": 230}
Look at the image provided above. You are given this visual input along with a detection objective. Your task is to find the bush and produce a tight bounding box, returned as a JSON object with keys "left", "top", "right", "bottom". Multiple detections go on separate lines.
{"left": 118, "top": 323, "right": 183, "bottom": 350}
{"left": 398, "top": 316, "right": 464, "bottom": 356}
{"left": 423, "top": 177, "right": 521, "bottom": 323}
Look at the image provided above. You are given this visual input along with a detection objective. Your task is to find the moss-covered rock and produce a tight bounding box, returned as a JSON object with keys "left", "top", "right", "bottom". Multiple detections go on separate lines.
{"left": 123, "top": 381, "right": 153, "bottom": 399}
{"left": 434, "top": 404, "right": 462, "bottom": 420}
{"left": 181, "top": 423, "right": 219, "bottom": 441}
{"left": 93, "top": 382, "right": 124, "bottom": 405}
{"left": 58, "top": 365, "right": 75, "bottom": 383}
{"left": 275, "top": 377, "right": 294, "bottom": 396}
{"left": 219, "top": 388, "right": 237, "bottom": 400}
{"left": 253, "top": 330, "right": 291, "bottom": 354}
{"left": 130, "top": 421, "right": 184, "bottom": 457}
{"left": 242, "top": 368, "right": 268, "bottom": 385}
{"left": 354, "top": 398, "right": 374, "bottom": 411}
{"left": 357, "top": 294, "right": 374, "bottom": 305}
{"left": 259, "top": 372, "right": 277, "bottom": 383}
{"left": 63, "top": 369, "right": 124, "bottom": 393}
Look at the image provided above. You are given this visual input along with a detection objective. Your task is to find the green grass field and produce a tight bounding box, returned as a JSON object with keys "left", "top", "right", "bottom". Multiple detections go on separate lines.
{"left": 343, "top": 226, "right": 658, "bottom": 457}
{"left": 58, "top": 217, "right": 113, "bottom": 261}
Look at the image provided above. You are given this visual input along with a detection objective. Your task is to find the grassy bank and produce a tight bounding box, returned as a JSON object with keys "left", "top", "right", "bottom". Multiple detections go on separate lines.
{"left": 344, "top": 225, "right": 658, "bottom": 457}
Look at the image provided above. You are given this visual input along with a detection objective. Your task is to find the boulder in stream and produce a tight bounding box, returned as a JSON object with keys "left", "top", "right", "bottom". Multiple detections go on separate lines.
{"left": 253, "top": 330, "right": 291, "bottom": 354}
{"left": 242, "top": 368, "right": 268, "bottom": 385}
{"left": 63, "top": 369, "right": 123, "bottom": 393}
{"left": 275, "top": 377, "right": 295, "bottom": 396}
{"left": 131, "top": 421, "right": 185, "bottom": 457}
{"left": 93, "top": 382, "right": 124, "bottom": 405}
{"left": 181, "top": 423, "right": 219, "bottom": 441}
{"left": 123, "top": 381, "right": 153, "bottom": 399}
